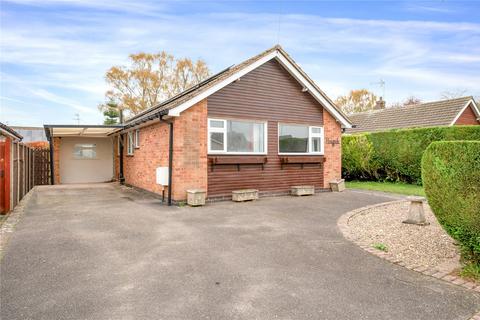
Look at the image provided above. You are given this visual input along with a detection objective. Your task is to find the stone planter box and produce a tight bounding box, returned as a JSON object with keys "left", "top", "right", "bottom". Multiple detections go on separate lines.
{"left": 232, "top": 189, "right": 259, "bottom": 202}
{"left": 186, "top": 189, "right": 206, "bottom": 207}
{"left": 329, "top": 179, "right": 345, "bottom": 192}
{"left": 291, "top": 185, "right": 315, "bottom": 196}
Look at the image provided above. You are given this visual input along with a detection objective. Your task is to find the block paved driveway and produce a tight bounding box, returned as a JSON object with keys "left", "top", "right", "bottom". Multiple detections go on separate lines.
{"left": 1, "top": 184, "right": 479, "bottom": 320}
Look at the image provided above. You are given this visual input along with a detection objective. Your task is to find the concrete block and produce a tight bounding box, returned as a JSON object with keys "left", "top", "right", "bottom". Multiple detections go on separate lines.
{"left": 232, "top": 189, "right": 258, "bottom": 202}
{"left": 291, "top": 185, "right": 315, "bottom": 196}
{"left": 186, "top": 189, "right": 206, "bottom": 207}
{"left": 329, "top": 179, "right": 345, "bottom": 192}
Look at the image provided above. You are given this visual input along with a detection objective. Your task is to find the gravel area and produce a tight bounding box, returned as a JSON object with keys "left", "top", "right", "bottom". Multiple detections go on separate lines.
{"left": 346, "top": 201, "right": 460, "bottom": 270}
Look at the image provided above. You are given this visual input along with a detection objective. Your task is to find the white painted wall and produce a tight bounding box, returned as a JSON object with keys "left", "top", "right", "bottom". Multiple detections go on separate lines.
{"left": 59, "top": 137, "right": 113, "bottom": 184}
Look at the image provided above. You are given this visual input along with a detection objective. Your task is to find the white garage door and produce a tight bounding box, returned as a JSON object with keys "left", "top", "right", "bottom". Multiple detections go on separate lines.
{"left": 59, "top": 137, "right": 113, "bottom": 184}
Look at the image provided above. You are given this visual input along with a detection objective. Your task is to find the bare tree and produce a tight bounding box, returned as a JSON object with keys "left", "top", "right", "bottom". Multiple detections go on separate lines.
{"left": 403, "top": 96, "right": 422, "bottom": 106}
{"left": 440, "top": 89, "right": 468, "bottom": 100}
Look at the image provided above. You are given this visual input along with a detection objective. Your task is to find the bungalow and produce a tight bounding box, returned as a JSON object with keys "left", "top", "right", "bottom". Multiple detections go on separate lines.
{"left": 45, "top": 46, "right": 352, "bottom": 203}
{"left": 345, "top": 96, "right": 479, "bottom": 134}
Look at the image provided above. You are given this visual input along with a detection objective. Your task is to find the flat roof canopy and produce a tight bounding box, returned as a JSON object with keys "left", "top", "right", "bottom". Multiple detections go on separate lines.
{"left": 44, "top": 125, "right": 123, "bottom": 140}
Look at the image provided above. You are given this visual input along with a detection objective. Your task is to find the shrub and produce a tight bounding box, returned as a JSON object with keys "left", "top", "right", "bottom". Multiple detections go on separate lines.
{"left": 342, "top": 126, "right": 480, "bottom": 184}
{"left": 421, "top": 141, "right": 480, "bottom": 265}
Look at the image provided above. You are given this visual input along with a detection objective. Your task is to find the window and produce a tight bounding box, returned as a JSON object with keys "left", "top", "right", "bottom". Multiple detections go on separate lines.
{"left": 134, "top": 129, "right": 140, "bottom": 148}
{"left": 127, "top": 132, "right": 134, "bottom": 155}
{"left": 73, "top": 144, "right": 96, "bottom": 159}
{"left": 278, "top": 124, "right": 324, "bottom": 154}
{"left": 208, "top": 118, "right": 266, "bottom": 154}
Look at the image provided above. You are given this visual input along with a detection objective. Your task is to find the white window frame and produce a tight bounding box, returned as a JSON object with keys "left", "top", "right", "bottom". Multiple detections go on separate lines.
{"left": 127, "top": 131, "right": 134, "bottom": 155}
{"left": 73, "top": 143, "right": 97, "bottom": 160}
{"left": 208, "top": 118, "right": 268, "bottom": 155}
{"left": 134, "top": 129, "right": 140, "bottom": 148}
{"left": 278, "top": 123, "right": 324, "bottom": 155}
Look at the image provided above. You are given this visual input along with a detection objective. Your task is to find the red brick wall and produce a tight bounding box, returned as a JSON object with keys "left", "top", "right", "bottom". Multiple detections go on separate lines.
{"left": 120, "top": 100, "right": 208, "bottom": 201}
{"left": 322, "top": 109, "right": 342, "bottom": 188}
{"left": 123, "top": 122, "right": 169, "bottom": 195}
{"left": 53, "top": 137, "right": 61, "bottom": 184}
{"left": 171, "top": 99, "right": 208, "bottom": 200}
{"left": 455, "top": 103, "right": 480, "bottom": 125}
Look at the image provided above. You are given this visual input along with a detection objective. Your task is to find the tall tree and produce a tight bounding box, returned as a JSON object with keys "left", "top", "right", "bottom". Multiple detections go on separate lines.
{"left": 99, "top": 101, "right": 120, "bottom": 125}
{"left": 102, "top": 52, "right": 210, "bottom": 116}
{"left": 335, "top": 89, "right": 378, "bottom": 114}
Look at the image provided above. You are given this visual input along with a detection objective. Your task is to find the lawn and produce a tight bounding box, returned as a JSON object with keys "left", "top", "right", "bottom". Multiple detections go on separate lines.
{"left": 346, "top": 181, "right": 426, "bottom": 196}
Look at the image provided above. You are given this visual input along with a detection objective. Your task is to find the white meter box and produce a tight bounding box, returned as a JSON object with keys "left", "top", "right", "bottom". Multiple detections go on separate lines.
{"left": 156, "top": 167, "right": 169, "bottom": 185}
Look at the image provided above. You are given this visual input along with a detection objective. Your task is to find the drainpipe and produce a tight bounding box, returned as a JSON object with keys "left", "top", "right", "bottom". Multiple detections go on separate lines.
{"left": 160, "top": 114, "right": 173, "bottom": 206}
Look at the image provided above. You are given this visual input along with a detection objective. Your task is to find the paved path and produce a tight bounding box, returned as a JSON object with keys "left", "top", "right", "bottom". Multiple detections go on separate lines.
{"left": 1, "top": 184, "right": 479, "bottom": 320}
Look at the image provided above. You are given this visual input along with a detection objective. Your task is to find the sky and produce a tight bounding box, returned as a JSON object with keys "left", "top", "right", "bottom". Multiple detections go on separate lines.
{"left": 1, "top": 0, "right": 479, "bottom": 126}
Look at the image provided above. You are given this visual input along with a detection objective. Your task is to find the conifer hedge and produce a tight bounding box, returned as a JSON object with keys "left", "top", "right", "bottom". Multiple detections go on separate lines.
{"left": 421, "top": 141, "right": 480, "bottom": 264}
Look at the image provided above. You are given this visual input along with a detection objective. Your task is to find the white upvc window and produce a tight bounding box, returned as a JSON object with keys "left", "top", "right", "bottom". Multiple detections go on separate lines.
{"left": 278, "top": 123, "right": 324, "bottom": 155}
{"left": 134, "top": 129, "right": 140, "bottom": 148}
{"left": 208, "top": 118, "right": 267, "bottom": 154}
{"left": 127, "top": 132, "right": 134, "bottom": 155}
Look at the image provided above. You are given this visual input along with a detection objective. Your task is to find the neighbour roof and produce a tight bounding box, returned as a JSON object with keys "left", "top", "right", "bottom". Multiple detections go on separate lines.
{"left": 124, "top": 45, "right": 351, "bottom": 129}
{"left": 0, "top": 122, "right": 23, "bottom": 140}
{"left": 44, "top": 125, "right": 123, "bottom": 140}
{"left": 346, "top": 96, "right": 479, "bottom": 134}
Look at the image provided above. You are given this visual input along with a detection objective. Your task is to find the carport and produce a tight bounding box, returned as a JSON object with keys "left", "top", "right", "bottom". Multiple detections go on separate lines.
{"left": 44, "top": 125, "right": 123, "bottom": 184}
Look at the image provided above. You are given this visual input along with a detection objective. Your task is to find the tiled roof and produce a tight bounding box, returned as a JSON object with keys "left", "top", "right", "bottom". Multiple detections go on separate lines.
{"left": 345, "top": 96, "right": 476, "bottom": 134}
{"left": 124, "top": 45, "right": 350, "bottom": 127}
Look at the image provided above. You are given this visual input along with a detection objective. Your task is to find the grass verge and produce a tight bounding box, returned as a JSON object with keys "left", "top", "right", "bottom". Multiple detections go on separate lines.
{"left": 346, "top": 181, "right": 426, "bottom": 196}
{"left": 460, "top": 263, "right": 480, "bottom": 282}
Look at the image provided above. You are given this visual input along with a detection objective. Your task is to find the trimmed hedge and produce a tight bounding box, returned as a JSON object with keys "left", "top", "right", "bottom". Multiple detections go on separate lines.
{"left": 342, "top": 126, "right": 480, "bottom": 184}
{"left": 421, "top": 141, "right": 480, "bottom": 264}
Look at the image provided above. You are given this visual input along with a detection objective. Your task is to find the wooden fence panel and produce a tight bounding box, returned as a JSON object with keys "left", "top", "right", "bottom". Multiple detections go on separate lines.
{"left": 12, "top": 142, "right": 18, "bottom": 209}
{"left": 3, "top": 143, "right": 51, "bottom": 214}
{"left": 33, "top": 148, "right": 51, "bottom": 185}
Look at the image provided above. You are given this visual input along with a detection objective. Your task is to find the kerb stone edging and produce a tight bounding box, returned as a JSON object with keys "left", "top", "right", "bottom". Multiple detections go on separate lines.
{"left": 337, "top": 200, "right": 480, "bottom": 320}
{"left": 0, "top": 187, "right": 36, "bottom": 260}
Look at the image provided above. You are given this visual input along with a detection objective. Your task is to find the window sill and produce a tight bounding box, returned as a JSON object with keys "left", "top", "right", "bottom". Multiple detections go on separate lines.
{"left": 278, "top": 153, "right": 324, "bottom": 156}
{"left": 208, "top": 152, "right": 267, "bottom": 156}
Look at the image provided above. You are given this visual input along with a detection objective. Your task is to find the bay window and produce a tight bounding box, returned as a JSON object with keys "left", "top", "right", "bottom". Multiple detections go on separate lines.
{"left": 208, "top": 118, "right": 267, "bottom": 154}
{"left": 278, "top": 124, "right": 324, "bottom": 154}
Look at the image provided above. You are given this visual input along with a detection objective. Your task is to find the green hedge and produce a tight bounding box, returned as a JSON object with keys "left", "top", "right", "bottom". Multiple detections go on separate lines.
{"left": 342, "top": 126, "right": 480, "bottom": 184}
{"left": 421, "top": 141, "right": 480, "bottom": 264}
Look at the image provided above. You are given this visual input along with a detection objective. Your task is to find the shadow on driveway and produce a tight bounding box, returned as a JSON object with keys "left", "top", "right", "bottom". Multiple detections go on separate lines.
{"left": 1, "top": 183, "right": 479, "bottom": 320}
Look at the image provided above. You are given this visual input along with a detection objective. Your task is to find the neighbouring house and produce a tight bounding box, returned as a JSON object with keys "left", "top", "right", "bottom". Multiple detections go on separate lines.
{"left": 45, "top": 46, "right": 352, "bottom": 203}
{"left": 10, "top": 126, "right": 49, "bottom": 149}
{"left": 345, "top": 96, "right": 479, "bottom": 134}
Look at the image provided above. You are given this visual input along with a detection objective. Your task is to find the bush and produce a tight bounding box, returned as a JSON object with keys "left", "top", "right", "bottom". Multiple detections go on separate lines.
{"left": 422, "top": 141, "right": 480, "bottom": 264}
{"left": 342, "top": 126, "right": 480, "bottom": 184}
